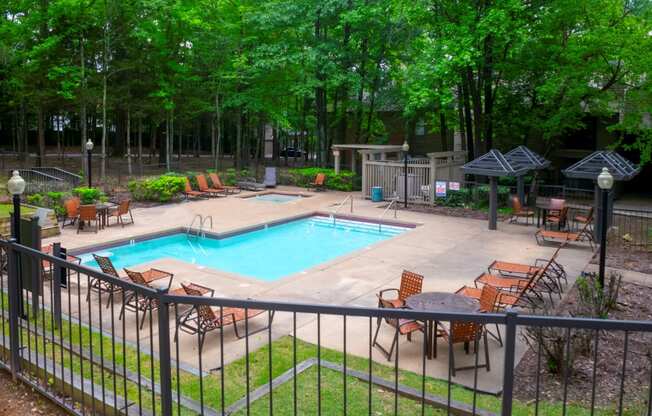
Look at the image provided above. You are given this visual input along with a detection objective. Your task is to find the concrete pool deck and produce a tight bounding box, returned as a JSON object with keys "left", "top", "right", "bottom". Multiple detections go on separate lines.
{"left": 43, "top": 186, "right": 595, "bottom": 393}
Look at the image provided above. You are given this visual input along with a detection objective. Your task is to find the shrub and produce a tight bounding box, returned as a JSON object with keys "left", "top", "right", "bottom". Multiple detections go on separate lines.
{"left": 576, "top": 271, "right": 622, "bottom": 319}
{"left": 128, "top": 175, "right": 186, "bottom": 202}
{"left": 473, "top": 185, "right": 510, "bottom": 208}
{"left": 26, "top": 193, "right": 45, "bottom": 207}
{"left": 72, "top": 187, "right": 104, "bottom": 204}
{"left": 436, "top": 187, "right": 473, "bottom": 207}
{"left": 287, "top": 168, "right": 358, "bottom": 191}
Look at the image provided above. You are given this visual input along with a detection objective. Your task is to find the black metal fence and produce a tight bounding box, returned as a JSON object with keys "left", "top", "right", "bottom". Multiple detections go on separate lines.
{"left": 1, "top": 239, "right": 652, "bottom": 415}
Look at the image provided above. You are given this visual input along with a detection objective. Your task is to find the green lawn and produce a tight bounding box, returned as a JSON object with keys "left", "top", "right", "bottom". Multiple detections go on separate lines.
{"left": 0, "top": 203, "right": 36, "bottom": 219}
{"left": 1, "top": 293, "right": 647, "bottom": 415}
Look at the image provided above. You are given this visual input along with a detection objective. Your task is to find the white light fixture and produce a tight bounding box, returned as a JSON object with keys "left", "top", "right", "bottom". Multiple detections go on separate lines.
{"left": 332, "top": 149, "right": 340, "bottom": 157}
{"left": 85, "top": 139, "right": 94, "bottom": 151}
{"left": 7, "top": 170, "right": 26, "bottom": 195}
{"left": 597, "top": 167, "right": 614, "bottom": 190}
{"left": 402, "top": 140, "right": 409, "bottom": 153}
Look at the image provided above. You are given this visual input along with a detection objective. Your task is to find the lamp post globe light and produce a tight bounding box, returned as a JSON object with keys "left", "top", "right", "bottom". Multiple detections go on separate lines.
{"left": 597, "top": 167, "right": 614, "bottom": 287}
{"left": 402, "top": 140, "right": 410, "bottom": 208}
{"left": 86, "top": 139, "right": 94, "bottom": 188}
{"left": 7, "top": 171, "right": 26, "bottom": 244}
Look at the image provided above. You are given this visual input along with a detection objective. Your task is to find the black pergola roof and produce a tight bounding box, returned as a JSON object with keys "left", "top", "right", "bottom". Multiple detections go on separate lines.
{"left": 461, "top": 149, "right": 530, "bottom": 177}
{"left": 562, "top": 151, "right": 640, "bottom": 181}
{"left": 504, "top": 145, "right": 551, "bottom": 172}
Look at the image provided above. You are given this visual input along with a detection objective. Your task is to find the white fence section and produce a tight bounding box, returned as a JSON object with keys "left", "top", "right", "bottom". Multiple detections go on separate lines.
{"left": 361, "top": 151, "right": 466, "bottom": 204}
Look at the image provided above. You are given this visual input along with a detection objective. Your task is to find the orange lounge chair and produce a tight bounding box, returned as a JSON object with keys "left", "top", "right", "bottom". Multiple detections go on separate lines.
{"left": 184, "top": 178, "right": 206, "bottom": 200}
{"left": 196, "top": 174, "right": 226, "bottom": 197}
{"left": 535, "top": 220, "right": 594, "bottom": 250}
{"left": 209, "top": 172, "right": 240, "bottom": 194}
{"left": 309, "top": 173, "right": 326, "bottom": 191}
{"left": 488, "top": 242, "right": 567, "bottom": 287}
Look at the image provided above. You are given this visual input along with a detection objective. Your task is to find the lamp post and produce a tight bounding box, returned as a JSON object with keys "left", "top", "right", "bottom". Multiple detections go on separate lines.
{"left": 7, "top": 171, "right": 26, "bottom": 243}
{"left": 402, "top": 140, "right": 409, "bottom": 208}
{"left": 597, "top": 167, "right": 614, "bottom": 288}
{"left": 86, "top": 139, "right": 94, "bottom": 188}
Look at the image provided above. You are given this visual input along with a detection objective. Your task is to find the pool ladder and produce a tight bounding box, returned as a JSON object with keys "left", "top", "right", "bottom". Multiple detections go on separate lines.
{"left": 377, "top": 197, "right": 398, "bottom": 232}
{"left": 187, "top": 214, "right": 213, "bottom": 238}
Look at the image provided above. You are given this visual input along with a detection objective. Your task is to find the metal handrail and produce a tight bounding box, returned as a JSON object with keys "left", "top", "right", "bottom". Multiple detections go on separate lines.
{"left": 377, "top": 198, "right": 398, "bottom": 232}
{"left": 187, "top": 214, "right": 203, "bottom": 236}
{"left": 200, "top": 215, "right": 213, "bottom": 237}
{"left": 188, "top": 214, "right": 214, "bottom": 237}
{"left": 331, "top": 195, "right": 353, "bottom": 225}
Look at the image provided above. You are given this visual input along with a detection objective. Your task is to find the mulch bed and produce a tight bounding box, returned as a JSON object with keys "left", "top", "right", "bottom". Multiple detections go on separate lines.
{"left": 0, "top": 369, "right": 68, "bottom": 416}
{"left": 390, "top": 204, "right": 510, "bottom": 221}
{"left": 513, "top": 280, "right": 652, "bottom": 410}
{"left": 589, "top": 245, "right": 652, "bottom": 275}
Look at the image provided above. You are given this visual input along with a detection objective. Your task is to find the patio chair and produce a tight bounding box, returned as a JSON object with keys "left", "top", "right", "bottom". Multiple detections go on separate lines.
{"left": 545, "top": 206, "right": 569, "bottom": 230}
{"left": 535, "top": 220, "right": 594, "bottom": 250}
{"left": 88, "top": 254, "right": 127, "bottom": 307}
{"left": 478, "top": 284, "right": 503, "bottom": 346}
{"left": 309, "top": 173, "right": 326, "bottom": 191}
{"left": 434, "top": 320, "right": 489, "bottom": 377}
{"left": 40, "top": 243, "right": 81, "bottom": 283}
{"left": 372, "top": 295, "right": 424, "bottom": 361}
{"left": 508, "top": 196, "right": 534, "bottom": 225}
{"left": 488, "top": 242, "right": 568, "bottom": 288}
{"left": 573, "top": 206, "right": 594, "bottom": 232}
{"left": 108, "top": 200, "right": 134, "bottom": 227}
{"left": 196, "top": 174, "right": 226, "bottom": 197}
{"left": 376, "top": 270, "right": 424, "bottom": 308}
{"left": 184, "top": 178, "right": 206, "bottom": 200}
{"left": 208, "top": 172, "right": 240, "bottom": 194}
{"left": 62, "top": 197, "right": 80, "bottom": 228}
{"left": 176, "top": 283, "right": 272, "bottom": 350}
{"left": 263, "top": 167, "right": 277, "bottom": 188}
{"left": 77, "top": 205, "right": 99, "bottom": 234}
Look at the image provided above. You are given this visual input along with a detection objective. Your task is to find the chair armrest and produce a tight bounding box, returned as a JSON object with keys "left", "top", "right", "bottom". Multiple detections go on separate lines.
{"left": 377, "top": 288, "right": 400, "bottom": 300}
{"left": 182, "top": 282, "right": 215, "bottom": 297}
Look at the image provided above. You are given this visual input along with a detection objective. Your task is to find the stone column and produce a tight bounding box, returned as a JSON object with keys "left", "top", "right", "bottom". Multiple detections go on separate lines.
{"left": 333, "top": 149, "right": 341, "bottom": 174}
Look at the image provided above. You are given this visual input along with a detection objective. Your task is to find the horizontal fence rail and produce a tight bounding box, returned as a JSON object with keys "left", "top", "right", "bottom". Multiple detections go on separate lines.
{"left": 1, "top": 238, "right": 652, "bottom": 415}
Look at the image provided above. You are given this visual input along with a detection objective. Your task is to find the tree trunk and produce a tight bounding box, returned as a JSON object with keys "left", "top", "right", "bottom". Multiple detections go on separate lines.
{"left": 440, "top": 111, "right": 448, "bottom": 152}
{"left": 235, "top": 109, "right": 242, "bottom": 170}
{"left": 37, "top": 105, "right": 46, "bottom": 166}
{"left": 460, "top": 78, "right": 475, "bottom": 160}
{"left": 137, "top": 117, "right": 143, "bottom": 173}
{"left": 126, "top": 108, "right": 132, "bottom": 177}
{"left": 80, "top": 36, "right": 87, "bottom": 173}
{"left": 214, "top": 94, "right": 221, "bottom": 170}
{"left": 101, "top": 73, "right": 107, "bottom": 179}
{"left": 482, "top": 36, "right": 494, "bottom": 150}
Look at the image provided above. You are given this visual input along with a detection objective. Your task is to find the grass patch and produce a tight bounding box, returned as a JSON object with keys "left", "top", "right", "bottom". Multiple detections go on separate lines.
{"left": 0, "top": 204, "right": 36, "bottom": 219}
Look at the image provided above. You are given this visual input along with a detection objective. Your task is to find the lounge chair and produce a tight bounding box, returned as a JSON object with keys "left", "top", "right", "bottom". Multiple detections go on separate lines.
{"left": 62, "top": 197, "right": 80, "bottom": 228}
{"left": 434, "top": 320, "right": 489, "bottom": 376}
{"left": 108, "top": 200, "right": 134, "bottom": 227}
{"left": 473, "top": 270, "right": 559, "bottom": 301}
{"left": 508, "top": 196, "right": 534, "bottom": 225}
{"left": 41, "top": 243, "right": 81, "bottom": 282}
{"left": 376, "top": 270, "right": 424, "bottom": 308}
{"left": 77, "top": 205, "right": 99, "bottom": 234}
{"left": 184, "top": 178, "right": 206, "bottom": 200}
{"left": 263, "top": 167, "right": 277, "bottom": 188}
{"left": 535, "top": 220, "right": 594, "bottom": 249}
{"left": 196, "top": 174, "right": 226, "bottom": 197}
{"left": 237, "top": 176, "right": 266, "bottom": 191}
{"left": 488, "top": 242, "right": 567, "bottom": 287}
{"left": 176, "top": 284, "right": 272, "bottom": 350}
{"left": 208, "top": 172, "right": 240, "bottom": 194}
{"left": 309, "top": 173, "right": 326, "bottom": 191}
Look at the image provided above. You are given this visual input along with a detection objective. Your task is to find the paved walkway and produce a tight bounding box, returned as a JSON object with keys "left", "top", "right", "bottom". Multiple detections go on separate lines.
{"left": 43, "top": 187, "right": 594, "bottom": 393}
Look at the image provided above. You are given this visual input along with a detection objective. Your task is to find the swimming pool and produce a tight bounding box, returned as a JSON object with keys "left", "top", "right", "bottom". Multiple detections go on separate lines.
{"left": 79, "top": 216, "right": 409, "bottom": 281}
{"left": 252, "top": 193, "right": 302, "bottom": 203}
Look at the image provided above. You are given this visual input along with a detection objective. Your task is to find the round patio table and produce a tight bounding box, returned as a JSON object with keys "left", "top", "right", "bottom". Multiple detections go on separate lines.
{"left": 96, "top": 202, "right": 117, "bottom": 229}
{"left": 405, "top": 292, "right": 479, "bottom": 359}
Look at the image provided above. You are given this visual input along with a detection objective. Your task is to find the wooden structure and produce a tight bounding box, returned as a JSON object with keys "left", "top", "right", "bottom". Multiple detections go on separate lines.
{"left": 504, "top": 146, "right": 550, "bottom": 204}
{"left": 361, "top": 150, "right": 465, "bottom": 203}
{"left": 461, "top": 150, "right": 528, "bottom": 230}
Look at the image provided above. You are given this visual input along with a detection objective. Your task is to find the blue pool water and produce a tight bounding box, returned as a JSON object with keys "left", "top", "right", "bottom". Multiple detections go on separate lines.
{"left": 79, "top": 216, "right": 408, "bottom": 281}
{"left": 253, "top": 194, "right": 302, "bottom": 203}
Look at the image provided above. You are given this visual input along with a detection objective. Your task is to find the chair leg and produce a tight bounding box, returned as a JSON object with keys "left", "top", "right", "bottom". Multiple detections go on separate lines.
{"left": 387, "top": 331, "right": 398, "bottom": 362}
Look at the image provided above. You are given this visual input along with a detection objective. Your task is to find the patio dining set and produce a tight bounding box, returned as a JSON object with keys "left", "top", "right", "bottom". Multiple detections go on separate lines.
{"left": 62, "top": 197, "right": 135, "bottom": 233}
{"left": 373, "top": 242, "right": 569, "bottom": 376}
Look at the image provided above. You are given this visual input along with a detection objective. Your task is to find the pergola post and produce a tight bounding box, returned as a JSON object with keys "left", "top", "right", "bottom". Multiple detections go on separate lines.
{"left": 517, "top": 176, "right": 525, "bottom": 205}
{"left": 489, "top": 177, "right": 498, "bottom": 230}
{"left": 333, "top": 149, "right": 341, "bottom": 174}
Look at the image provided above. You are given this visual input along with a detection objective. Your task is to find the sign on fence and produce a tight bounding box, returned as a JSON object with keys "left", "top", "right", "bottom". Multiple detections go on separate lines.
{"left": 435, "top": 181, "right": 447, "bottom": 198}
{"left": 449, "top": 181, "right": 460, "bottom": 191}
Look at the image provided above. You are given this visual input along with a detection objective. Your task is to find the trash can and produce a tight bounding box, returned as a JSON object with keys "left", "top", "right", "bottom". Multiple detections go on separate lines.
{"left": 371, "top": 186, "right": 384, "bottom": 202}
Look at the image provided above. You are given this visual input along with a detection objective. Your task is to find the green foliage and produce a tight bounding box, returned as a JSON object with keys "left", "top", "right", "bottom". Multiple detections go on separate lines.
{"left": 72, "top": 187, "right": 104, "bottom": 205}
{"left": 25, "top": 191, "right": 69, "bottom": 217}
{"left": 435, "top": 185, "right": 509, "bottom": 209}
{"left": 287, "top": 168, "right": 357, "bottom": 192}
{"left": 128, "top": 175, "right": 186, "bottom": 203}
{"left": 26, "top": 193, "right": 45, "bottom": 207}
{"left": 223, "top": 168, "right": 250, "bottom": 186}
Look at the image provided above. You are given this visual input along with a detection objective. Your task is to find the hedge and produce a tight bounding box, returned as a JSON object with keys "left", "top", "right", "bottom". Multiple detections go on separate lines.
{"left": 285, "top": 168, "right": 358, "bottom": 191}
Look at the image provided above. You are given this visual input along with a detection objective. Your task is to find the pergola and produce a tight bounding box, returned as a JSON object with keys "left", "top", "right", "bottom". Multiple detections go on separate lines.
{"left": 562, "top": 150, "right": 640, "bottom": 238}
{"left": 462, "top": 149, "right": 529, "bottom": 230}
{"left": 331, "top": 144, "right": 404, "bottom": 174}
{"left": 504, "top": 145, "right": 551, "bottom": 204}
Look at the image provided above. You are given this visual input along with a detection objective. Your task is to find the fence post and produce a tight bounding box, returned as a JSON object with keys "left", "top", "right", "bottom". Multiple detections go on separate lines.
{"left": 6, "top": 240, "right": 21, "bottom": 379}
{"left": 157, "top": 289, "right": 173, "bottom": 416}
{"left": 501, "top": 311, "right": 518, "bottom": 416}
